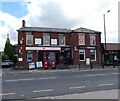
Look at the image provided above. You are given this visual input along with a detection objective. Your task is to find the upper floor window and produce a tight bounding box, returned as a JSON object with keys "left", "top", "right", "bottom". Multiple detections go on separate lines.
{"left": 90, "top": 35, "right": 96, "bottom": 45}
{"left": 78, "top": 34, "right": 85, "bottom": 45}
{"left": 43, "top": 34, "right": 50, "bottom": 45}
{"left": 59, "top": 35, "right": 65, "bottom": 45}
{"left": 26, "top": 34, "right": 33, "bottom": 45}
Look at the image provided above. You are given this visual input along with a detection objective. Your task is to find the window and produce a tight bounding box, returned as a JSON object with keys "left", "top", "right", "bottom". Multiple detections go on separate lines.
{"left": 79, "top": 34, "right": 85, "bottom": 45}
{"left": 26, "top": 34, "right": 33, "bottom": 45}
{"left": 51, "top": 39, "right": 57, "bottom": 45}
{"left": 35, "top": 38, "right": 41, "bottom": 45}
{"left": 43, "top": 34, "right": 50, "bottom": 45}
{"left": 90, "top": 35, "right": 96, "bottom": 45}
{"left": 59, "top": 35, "right": 65, "bottom": 45}
{"left": 27, "top": 51, "right": 33, "bottom": 62}
{"left": 90, "top": 49, "right": 96, "bottom": 61}
{"left": 79, "top": 49, "right": 85, "bottom": 61}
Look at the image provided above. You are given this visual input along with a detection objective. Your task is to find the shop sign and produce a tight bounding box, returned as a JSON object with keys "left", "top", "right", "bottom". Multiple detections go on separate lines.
{"left": 29, "top": 62, "right": 35, "bottom": 69}
{"left": 61, "top": 47, "right": 71, "bottom": 51}
{"left": 36, "top": 61, "right": 43, "bottom": 68}
{"left": 26, "top": 47, "right": 61, "bottom": 51}
{"left": 77, "top": 46, "right": 96, "bottom": 49}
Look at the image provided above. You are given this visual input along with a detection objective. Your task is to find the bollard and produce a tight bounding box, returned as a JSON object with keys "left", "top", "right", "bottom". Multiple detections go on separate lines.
{"left": 102, "top": 64, "right": 104, "bottom": 69}
{"left": 79, "top": 64, "right": 80, "bottom": 70}
{"left": 90, "top": 61, "right": 93, "bottom": 69}
{"left": 113, "top": 62, "right": 115, "bottom": 68}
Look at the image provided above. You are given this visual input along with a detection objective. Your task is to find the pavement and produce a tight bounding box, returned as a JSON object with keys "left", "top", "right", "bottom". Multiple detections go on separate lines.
{"left": 34, "top": 89, "right": 119, "bottom": 99}
{"left": 1, "top": 65, "right": 119, "bottom": 75}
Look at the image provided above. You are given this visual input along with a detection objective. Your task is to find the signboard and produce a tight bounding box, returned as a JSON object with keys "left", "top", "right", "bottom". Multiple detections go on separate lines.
{"left": 86, "top": 58, "right": 90, "bottom": 65}
{"left": 35, "top": 38, "right": 41, "bottom": 45}
{"left": 51, "top": 39, "right": 57, "bottom": 45}
{"left": 18, "top": 58, "right": 23, "bottom": 62}
{"left": 26, "top": 47, "right": 61, "bottom": 51}
{"left": 29, "top": 62, "right": 35, "bottom": 69}
{"left": 77, "top": 46, "right": 96, "bottom": 49}
{"left": 36, "top": 61, "right": 43, "bottom": 68}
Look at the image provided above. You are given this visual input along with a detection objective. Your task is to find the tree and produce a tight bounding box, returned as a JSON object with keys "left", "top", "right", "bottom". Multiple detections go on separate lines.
{"left": 3, "top": 34, "right": 14, "bottom": 61}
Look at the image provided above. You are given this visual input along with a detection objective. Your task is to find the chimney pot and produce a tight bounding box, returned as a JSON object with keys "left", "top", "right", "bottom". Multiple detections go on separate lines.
{"left": 22, "top": 20, "right": 25, "bottom": 27}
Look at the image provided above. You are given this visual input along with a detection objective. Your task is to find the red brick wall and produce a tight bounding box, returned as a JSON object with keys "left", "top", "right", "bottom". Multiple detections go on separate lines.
{"left": 71, "top": 32, "right": 101, "bottom": 65}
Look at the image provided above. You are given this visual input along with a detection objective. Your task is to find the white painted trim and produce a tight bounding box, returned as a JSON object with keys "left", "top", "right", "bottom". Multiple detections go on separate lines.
{"left": 90, "top": 49, "right": 96, "bottom": 61}
{"left": 79, "top": 49, "right": 85, "bottom": 61}
{"left": 26, "top": 47, "right": 61, "bottom": 51}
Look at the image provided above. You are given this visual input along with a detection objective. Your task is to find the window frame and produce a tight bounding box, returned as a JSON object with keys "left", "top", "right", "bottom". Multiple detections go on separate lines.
{"left": 78, "top": 34, "right": 85, "bottom": 45}
{"left": 79, "top": 49, "right": 85, "bottom": 61}
{"left": 90, "top": 34, "right": 96, "bottom": 45}
{"left": 59, "top": 35, "right": 65, "bottom": 46}
{"left": 43, "top": 34, "right": 50, "bottom": 45}
{"left": 90, "top": 49, "right": 96, "bottom": 61}
{"left": 26, "top": 34, "right": 33, "bottom": 45}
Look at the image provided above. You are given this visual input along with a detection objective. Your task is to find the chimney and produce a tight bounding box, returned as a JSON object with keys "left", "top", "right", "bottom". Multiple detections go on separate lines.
{"left": 22, "top": 20, "right": 25, "bottom": 27}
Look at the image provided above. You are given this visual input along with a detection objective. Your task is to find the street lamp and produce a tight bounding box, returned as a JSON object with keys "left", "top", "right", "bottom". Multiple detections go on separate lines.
{"left": 103, "top": 10, "right": 110, "bottom": 51}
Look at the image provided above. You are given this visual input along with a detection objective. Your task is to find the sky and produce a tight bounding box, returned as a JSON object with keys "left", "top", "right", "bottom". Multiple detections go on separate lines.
{"left": 0, "top": 0, "right": 119, "bottom": 51}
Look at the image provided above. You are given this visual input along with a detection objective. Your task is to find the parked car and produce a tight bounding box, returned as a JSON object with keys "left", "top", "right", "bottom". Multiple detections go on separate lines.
{"left": 2, "top": 60, "right": 13, "bottom": 68}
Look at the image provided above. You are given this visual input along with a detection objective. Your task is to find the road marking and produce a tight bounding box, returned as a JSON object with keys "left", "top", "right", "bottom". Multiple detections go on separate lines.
{"left": 5, "top": 77, "right": 56, "bottom": 82}
{"left": 98, "top": 83, "right": 114, "bottom": 87}
{"left": 112, "top": 73, "right": 119, "bottom": 75}
{"left": 33, "top": 89, "right": 53, "bottom": 93}
{"left": 69, "top": 86, "right": 85, "bottom": 89}
{"left": 0, "top": 92, "right": 15, "bottom": 96}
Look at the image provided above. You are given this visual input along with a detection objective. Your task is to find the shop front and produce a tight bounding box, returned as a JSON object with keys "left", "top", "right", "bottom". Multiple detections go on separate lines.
{"left": 26, "top": 46, "right": 72, "bottom": 69}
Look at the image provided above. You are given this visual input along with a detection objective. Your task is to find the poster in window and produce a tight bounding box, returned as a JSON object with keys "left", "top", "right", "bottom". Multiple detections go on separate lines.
{"left": 79, "top": 35, "right": 85, "bottom": 45}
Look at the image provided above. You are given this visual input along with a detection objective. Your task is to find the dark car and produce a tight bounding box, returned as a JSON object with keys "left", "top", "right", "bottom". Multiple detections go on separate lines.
{"left": 2, "top": 60, "right": 13, "bottom": 68}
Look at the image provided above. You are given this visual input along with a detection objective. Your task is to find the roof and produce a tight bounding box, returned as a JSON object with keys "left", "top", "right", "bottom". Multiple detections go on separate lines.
{"left": 17, "top": 27, "right": 71, "bottom": 33}
{"left": 103, "top": 43, "right": 120, "bottom": 50}
{"left": 73, "top": 27, "right": 101, "bottom": 34}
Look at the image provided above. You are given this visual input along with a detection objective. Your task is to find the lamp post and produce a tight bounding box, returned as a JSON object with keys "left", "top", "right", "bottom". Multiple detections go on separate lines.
{"left": 103, "top": 10, "right": 110, "bottom": 50}
{"left": 103, "top": 10, "right": 110, "bottom": 66}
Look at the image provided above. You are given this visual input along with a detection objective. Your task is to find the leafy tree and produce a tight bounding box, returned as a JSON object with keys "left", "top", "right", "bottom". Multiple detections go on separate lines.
{"left": 2, "top": 54, "right": 9, "bottom": 60}
{"left": 3, "top": 34, "right": 14, "bottom": 62}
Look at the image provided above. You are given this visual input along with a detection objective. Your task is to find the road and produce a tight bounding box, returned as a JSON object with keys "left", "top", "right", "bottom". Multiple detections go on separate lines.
{"left": 1, "top": 68, "right": 119, "bottom": 99}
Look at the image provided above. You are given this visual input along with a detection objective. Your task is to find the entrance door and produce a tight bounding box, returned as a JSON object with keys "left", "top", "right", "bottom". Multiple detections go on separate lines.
{"left": 38, "top": 51, "right": 44, "bottom": 62}
{"left": 44, "top": 52, "right": 56, "bottom": 67}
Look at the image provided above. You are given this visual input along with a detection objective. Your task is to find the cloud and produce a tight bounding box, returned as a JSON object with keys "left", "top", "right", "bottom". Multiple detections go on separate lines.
{"left": 0, "top": 0, "right": 119, "bottom": 51}
{"left": 0, "top": 12, "right": 21, "bottom": 51}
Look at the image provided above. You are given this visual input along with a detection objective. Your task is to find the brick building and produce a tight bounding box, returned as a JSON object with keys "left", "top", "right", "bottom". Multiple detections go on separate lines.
{"left": 17, "top": 20, "right": 101, "bottom": 69}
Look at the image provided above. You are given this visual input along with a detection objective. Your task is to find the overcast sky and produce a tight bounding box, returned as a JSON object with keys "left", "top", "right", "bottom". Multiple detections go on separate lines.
{"left": 0, "top": 0, "right": 119, "bottom": 51}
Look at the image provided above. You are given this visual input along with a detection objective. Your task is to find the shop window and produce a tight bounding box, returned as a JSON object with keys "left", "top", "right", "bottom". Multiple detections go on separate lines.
{"left": 90, "top": 35, "right": 96, "bottom": 45}
{"left": 59, "top": 35, "right": 65, "bottom": 45}
{"left": 79, "top": 34, "right": 85, "bottom": 45}
{"left": 79, "top": 49, "right": 85, "bottom": 61}
{"left": 26, "top": 34, "right": 33, "bottom": 45}
{"left": 27, "top": 51, "right": 33, "bottom": 62}
{"left": 43, "top": 34, "right": 50, "bottom": 45}
{"left": 90, "top": 49, "right": 96, "bottom": 61}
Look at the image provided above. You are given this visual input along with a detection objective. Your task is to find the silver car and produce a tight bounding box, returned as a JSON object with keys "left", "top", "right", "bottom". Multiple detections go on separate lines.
{"left": 2, "top": 60, "right": 13, "bottom": 68}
